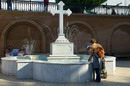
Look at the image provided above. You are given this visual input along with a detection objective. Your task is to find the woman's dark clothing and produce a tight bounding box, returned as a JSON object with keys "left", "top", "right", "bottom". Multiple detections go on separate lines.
{"left": 92, "top": 53, "right": 101, "bottom": 82}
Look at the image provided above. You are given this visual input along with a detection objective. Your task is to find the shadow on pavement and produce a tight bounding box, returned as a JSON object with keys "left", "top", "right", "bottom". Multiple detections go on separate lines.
{"left": 116, "top": 60, "right": 130, "bottom": 68}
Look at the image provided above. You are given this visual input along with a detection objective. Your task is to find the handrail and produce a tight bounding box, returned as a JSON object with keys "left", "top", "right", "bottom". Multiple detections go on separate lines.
{"left": 0, "top": 1, "right": 130, "bottom": 16}
{"left": 1, "top": 1, "right": 57, "bottom": 12}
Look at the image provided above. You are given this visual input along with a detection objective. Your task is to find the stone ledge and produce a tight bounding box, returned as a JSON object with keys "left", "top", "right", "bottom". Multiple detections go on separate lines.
{"left": 33, "top": 60, "right": 90, "bottom": 65}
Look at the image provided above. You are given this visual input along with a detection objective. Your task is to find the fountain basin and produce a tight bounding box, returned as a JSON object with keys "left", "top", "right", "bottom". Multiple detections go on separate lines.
{"left": 33, "top": 61, "right": 93, "bottom": 82}
{"left": 1, "top": 56, "right": 17, "bottom": 76}
{"left": 1, "top": 55, "right": 116, "bottom": 82}
{"left": 1, "top": 57, "right": 93, "bottom": 82}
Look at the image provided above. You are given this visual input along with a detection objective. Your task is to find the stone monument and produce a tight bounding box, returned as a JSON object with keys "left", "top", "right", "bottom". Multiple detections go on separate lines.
{"left": 48, "top": 1, "right": 80, "bottom": 62}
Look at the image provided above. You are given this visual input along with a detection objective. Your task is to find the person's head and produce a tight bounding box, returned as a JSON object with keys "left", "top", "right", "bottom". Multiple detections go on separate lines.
{"left": 90, "top": 39, "right": 96, "bottom": 44}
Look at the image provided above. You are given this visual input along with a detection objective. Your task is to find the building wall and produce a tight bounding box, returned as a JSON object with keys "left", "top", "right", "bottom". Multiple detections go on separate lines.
{"left": 0, "top": 11, "right": 130, "bottom": 57}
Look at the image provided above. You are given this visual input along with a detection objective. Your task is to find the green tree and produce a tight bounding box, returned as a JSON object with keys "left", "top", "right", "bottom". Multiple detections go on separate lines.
{"left": 58, "top": 0, "right": 106, "bottom": 4}
{"left": 57, "top": 0, "right": 106, "bottom": 13}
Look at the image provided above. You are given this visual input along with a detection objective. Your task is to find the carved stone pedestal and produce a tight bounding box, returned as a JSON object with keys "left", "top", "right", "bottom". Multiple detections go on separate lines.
{"left": 48, "top": 36, "right": 80, "bottom": 62}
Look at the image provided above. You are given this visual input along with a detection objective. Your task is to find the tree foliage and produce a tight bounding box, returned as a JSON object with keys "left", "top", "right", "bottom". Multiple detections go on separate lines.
{"left": 58, "top": 0, "right": 106, "bottom": 5}
{"left": 57, "top": 0, "right": 107, "bottom": 13}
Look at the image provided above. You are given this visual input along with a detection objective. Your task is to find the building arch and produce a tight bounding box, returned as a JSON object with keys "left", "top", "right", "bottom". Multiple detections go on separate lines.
{"left": 65, "top": 20, "right": 97, "bottom": 40}
{"left": 64, "top": 20, "right": 97, "bottom": 53}
{"left": 107, "top": 22, "right": 130, "bottom": 55}
{"left": 0, "top": 19, "right": 48, "bottom": 56}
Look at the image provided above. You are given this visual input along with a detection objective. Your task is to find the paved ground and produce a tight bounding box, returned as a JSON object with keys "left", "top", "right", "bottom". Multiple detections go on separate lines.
{"left": 0, "top": 60, "right": 130, "bottom": 86}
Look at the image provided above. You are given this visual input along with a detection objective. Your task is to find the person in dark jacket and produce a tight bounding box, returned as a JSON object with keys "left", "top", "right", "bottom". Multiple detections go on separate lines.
{"left": 88, "top": 39, "right": 103, "bottom": 82}
{"left": 44, "top": 0, "right": 49, "bottom": 12}
{"left": 6, "top": 0, "right": 12, "bottom": 10}
{"left": 0, "top": 0, "right": 1, "bottom": 9}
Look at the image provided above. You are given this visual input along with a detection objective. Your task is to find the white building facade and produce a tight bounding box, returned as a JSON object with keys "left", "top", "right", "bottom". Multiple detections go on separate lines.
{"left": 89, "top": 0, "right": 130, "bottom": 15}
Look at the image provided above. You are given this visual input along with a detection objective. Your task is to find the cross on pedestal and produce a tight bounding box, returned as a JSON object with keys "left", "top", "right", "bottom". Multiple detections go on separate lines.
{"left": 50, "top": 1, "right": 72, "bottom": 42}
{"left": 48, "top": 1, "right": 80, "bottom": 61}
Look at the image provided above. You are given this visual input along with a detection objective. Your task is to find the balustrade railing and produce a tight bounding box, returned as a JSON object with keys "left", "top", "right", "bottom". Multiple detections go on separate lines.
{"left": 65, "top": 3, "right": 130, "bottom": 15}
{"left": 91, "top": 5, "right": 130, "bottom": 15}
{"left": 0, "top": 1, "right": 130, "bottom": 16}
{"left": 1, "top": 1, "right": 57, "bottom": 12}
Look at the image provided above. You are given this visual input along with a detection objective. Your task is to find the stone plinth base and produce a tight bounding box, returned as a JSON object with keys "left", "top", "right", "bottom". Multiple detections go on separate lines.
{"left": 50, "top": 42, "right": 74, "bottom": 56}
{"left": 49, "top": 40, "right": 80, "bottom": 62}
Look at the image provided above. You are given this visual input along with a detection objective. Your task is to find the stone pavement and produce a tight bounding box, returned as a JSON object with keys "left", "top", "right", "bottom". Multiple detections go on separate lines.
{"left": 0, "top": 60, "right": 130, "bottom": 86}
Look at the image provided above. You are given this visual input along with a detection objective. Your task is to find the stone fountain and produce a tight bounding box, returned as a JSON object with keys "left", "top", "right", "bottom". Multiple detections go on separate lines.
{"left": 48, "top": 1, "right": 80, "bottom": 62}
{"left": 1, "top": 1, "right": 116, "bottom": 83}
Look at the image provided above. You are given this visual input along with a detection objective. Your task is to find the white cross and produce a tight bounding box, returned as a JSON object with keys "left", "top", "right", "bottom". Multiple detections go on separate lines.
{"left": 51, "top": 1, "right": 72, "bottom": 36}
